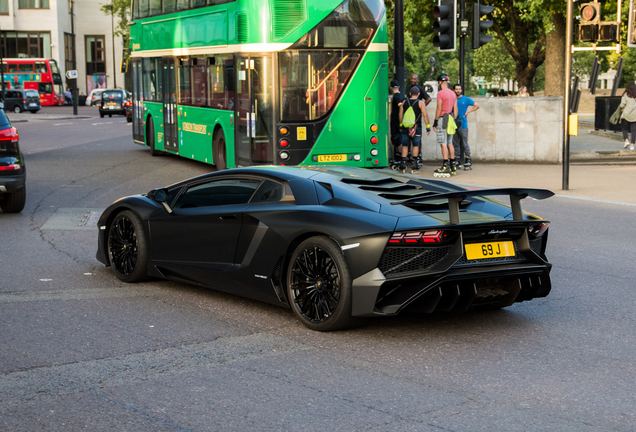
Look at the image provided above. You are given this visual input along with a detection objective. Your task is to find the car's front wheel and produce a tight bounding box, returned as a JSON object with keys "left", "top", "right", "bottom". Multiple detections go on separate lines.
{"left": 286, "top": 236, "right": 365, "bottom": 331}
{"left": 0, "top": 187, "right": 26, "bottom": 213}
{"left": 107, "top": 210, "right": 148, "bottom": 282}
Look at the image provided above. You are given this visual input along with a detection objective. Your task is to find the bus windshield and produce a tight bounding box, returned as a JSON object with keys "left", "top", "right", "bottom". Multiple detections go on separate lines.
{"left": 278, "top": 0, "right": 383, "bottom": 122}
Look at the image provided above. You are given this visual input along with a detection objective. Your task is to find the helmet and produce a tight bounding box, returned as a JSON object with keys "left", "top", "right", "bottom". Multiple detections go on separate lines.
{"left": 437, "top": 73, "right": 450, "bottom": 82}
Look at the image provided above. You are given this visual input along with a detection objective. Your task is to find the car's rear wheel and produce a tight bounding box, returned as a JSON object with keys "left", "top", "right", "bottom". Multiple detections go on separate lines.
{"left": 213, "top": 129, "right": 227, "bottom": 170}
{"left": 99, "top": 112, "right": 104, "bottom": 118}
{"left": 107, "top": 210, "right": 148, "bottom": 282}
{"left": 0, "top": 187, "right": 26, "bottom": 213}
{"left": 13, "top": 105, "right": 22, "bottom": 113}
{"left": 286, "top": 236, "right": 365, "bottom": 331}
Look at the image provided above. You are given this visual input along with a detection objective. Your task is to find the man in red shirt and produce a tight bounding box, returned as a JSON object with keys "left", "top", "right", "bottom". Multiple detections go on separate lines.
{"left": 432, "top": 74, "right": 458, "bottom": 177}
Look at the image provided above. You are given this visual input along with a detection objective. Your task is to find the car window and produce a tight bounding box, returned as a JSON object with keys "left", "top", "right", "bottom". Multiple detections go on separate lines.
{"left": 0, "top": 110, "right": 10, "bottom": 129}
{"left": 102, "top": 91, "right": 123, "bottom": 101}
{"left": 25, "top": 90, "right": 39, "bottom": 98}
{"left": 250, "top": 180, "right": 285, "bottom": 203}
{"left": 174, "top": 178, "right": 262, "bottom": 209}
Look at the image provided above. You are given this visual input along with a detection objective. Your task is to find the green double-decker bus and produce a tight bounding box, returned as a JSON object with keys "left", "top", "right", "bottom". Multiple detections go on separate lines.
{"left": 129, "top": 0, "right": 388, "bottom": 169}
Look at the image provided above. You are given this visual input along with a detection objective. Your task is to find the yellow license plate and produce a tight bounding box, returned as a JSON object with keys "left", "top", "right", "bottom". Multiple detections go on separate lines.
{"left": 317, "top": 154, "right": 347, "bottom": 163}
{"left": 465, "top": 241, "right": 515, "bottom": 260}
{"left": 107, "top": 102, "right": 116, "bottom": 106}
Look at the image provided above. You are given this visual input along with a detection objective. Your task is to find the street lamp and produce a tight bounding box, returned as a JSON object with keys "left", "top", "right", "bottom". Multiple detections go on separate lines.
{"left": 106, "top": 1, "right": 117, "bottom": 89}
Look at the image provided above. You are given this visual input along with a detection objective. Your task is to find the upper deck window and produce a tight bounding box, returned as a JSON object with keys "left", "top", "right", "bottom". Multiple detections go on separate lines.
{"left": 133, "top": 0, "right": 234, "bottom": 19}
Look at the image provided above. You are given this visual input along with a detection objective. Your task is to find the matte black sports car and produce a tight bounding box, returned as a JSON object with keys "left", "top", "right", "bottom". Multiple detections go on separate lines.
{"left": 96, "top": 166, "right": 553, "bottom": 331}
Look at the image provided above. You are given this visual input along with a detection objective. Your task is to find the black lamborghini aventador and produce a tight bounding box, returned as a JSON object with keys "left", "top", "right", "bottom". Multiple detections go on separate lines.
{"left": 96, "top": 166, "right": 553, "bottom": 331}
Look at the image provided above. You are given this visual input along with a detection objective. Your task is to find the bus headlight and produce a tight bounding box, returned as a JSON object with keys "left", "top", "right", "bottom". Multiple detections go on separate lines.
{"left": 353, "top": 154, "right": 361, "bottom": 161}
{"left": 370, "top": 148, "right": 378, "bottom": 156}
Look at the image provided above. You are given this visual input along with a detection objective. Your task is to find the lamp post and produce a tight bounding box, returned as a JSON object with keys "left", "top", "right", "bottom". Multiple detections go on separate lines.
{"left": 107, "top": 1, "right": 117, "bottom": 89}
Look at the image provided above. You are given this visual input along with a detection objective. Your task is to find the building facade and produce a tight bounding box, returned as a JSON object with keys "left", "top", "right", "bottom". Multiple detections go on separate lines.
{"left": 0, "top": 0, "right": 126, "bottom": 96}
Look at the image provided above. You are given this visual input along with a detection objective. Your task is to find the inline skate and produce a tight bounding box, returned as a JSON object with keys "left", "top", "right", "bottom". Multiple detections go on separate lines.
{"left": 464, "top": 156, "right": 473, "bottom": 170}
{"left": 433, "top": 161, "right": 451, "bottom": 178}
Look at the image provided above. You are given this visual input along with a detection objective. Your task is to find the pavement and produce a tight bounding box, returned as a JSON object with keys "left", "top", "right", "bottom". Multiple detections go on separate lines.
{"left": 10, "top": 106, "right": 636, "bottom": 204}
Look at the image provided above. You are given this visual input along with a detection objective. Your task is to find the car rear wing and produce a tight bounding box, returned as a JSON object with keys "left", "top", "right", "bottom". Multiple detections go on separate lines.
{"left": 390, "top": 188, "right": 554, "bottom": 224}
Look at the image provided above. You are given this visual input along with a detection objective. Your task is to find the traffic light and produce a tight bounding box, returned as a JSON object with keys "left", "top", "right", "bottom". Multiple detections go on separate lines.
{"left": 472, "top": 0, "right": 493, "bottom": 50}
{"left": 578, "top": 2, "right": 600, "bottom": 42}
{"left": 433, "top": 0, "right": 456, "bottom": 52}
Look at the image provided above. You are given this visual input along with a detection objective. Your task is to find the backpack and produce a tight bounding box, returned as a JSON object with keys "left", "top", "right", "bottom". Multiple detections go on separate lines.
{"left": 401, "top": 99, "right": 418, "bottom": 128}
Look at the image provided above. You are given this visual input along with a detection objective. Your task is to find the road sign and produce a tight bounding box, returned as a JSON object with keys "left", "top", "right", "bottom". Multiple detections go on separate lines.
{"left": 66, "top": 70, "right": 78, "bottom": 79}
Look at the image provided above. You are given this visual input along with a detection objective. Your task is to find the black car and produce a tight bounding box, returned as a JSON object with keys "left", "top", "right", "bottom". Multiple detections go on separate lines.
{"left": 96, "top": 166, "right": 553, "bottom": 331}
{"left": 3, "top": 89, "right": 41, "bottom": 113}
{"left": 99, "top": 89, "right": 129, "bottom": 118}
{"left": 0, "top": 110, "right": 25, "bottom": 213}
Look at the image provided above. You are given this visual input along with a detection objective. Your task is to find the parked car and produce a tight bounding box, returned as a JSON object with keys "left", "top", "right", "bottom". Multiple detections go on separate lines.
{"left": 86, "top": 89, "right": 105, "bottom": 106}
{"left": 125, "top": 98, "right": 133, "bottom": 123}
{"left": 0, "top": 109, "right": 25, "bottom": 213}
{"left": 99, "top": 89, "right": 129, "bottom": 118}
{"left": 3, "top": 89, "right": 40, "bottom": 113}
{"left": 96, "top": 166, "right": 554, "bottom": 331}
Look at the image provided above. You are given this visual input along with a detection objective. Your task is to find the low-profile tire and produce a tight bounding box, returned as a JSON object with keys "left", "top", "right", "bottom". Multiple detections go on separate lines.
{"left": 107, "top": 210, "right": 148, "bottom": 283}
{"left": 108, "top": 114, "right": 112, "bottom": 117}
{"left": 286, "top": 236, "right": 366, "bottom": 331}
{"left": 13, "top": 105, "right": 22, "bottom": 113}
{"left": 0, "top": 187, "right": 26, "bottom": 213}
{"left": 147, "top": 118, "right": 163, "bottom": 156}
{"left": 99, "top": 111, "right": 104, "bottom": 118}
{"left": 213, "top": 129, "right": 227, "bottom": 170}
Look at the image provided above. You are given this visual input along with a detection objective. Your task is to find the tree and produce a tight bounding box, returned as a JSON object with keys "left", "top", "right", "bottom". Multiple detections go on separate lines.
{"left": 473, "top": 38, "right": 516, "bottom": 88}
{"left": 100, "top": 0, "right": 132, "bottom": 59}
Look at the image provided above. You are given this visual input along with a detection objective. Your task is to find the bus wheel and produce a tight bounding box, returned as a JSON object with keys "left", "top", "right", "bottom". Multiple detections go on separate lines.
{"left": 213, "top": 129, "right": 227, "bottom": 170}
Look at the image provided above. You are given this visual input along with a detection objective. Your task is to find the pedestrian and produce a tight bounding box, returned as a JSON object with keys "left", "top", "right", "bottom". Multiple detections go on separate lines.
{"left": 389, "top": 80, "right": 407, "bottom": 169}
{"left": 64, "top": 88, "right": 72, "bottom": 105}
{"left": 620, "top": 81, "right": 636, "bottom": 150}
{"left": 398, "top": 86, "right": 431, "bottom": 174}
{"left": 517, "top": 86, "right": 529, "bottom": 97}
{"left": 432, "top": 74, "right": 458, "bottom": 177}
{"left": 452, "top": 83, "right": 480, "bottom": 170}
{"left": 408, "top": 73, "right": 432, "bottom": 106}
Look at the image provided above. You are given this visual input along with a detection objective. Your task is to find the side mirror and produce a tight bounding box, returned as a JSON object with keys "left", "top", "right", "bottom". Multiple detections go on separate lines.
{"left": 153, "top": 188, "right": 173, "bottom": 214}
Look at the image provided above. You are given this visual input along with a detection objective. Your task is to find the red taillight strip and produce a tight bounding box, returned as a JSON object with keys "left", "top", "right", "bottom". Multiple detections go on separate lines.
{"left": 389, "top": 230, "right": 443, "bottom": 244}
{"left": 0, "top": 163, "right": 21, "bottom": 171}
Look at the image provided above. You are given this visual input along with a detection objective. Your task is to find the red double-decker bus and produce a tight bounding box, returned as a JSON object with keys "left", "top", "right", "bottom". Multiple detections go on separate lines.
{"left": 1, "top": 58, "right": 64, "bottom": 106}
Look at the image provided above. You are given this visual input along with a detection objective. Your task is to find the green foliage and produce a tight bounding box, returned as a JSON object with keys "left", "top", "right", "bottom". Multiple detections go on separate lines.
{"left": 100, "top": 0, "right": 131, "bottom": 48}
{"left": 473, "top": 38, "right": 516, "bottom": 87}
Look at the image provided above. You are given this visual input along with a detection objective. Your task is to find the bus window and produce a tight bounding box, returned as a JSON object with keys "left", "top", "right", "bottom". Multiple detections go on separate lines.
{"left": 208, "top": 55, "right": 233, "bottom": 110}
{"left": 49, "top": 60, "right": 60, "bottom": 74}
{"left": 142, "top": 58, "right": 157, "bottom": 102}
{"left": 178, "top": 59, "right": 191, "bottom": 105}
{"left": 35, "top": 62, "right": 47, "bottom": 73}
{"left": 8, "top": 63, "right": 18, "bottom": 73}
{"left": 177, "top": 0, "right": 189, "bottom": 10}
{"left": 39, "top": 83, "right": 53, "bottom": 94}
{"left": 191, "top": 57, "right": 207, "bottom": 107}
{"left": 19, "top": 63, "right": 33, "bottom": 72}
{"left": 163, "top": 0, "right": 176, "bottom": 14}
{"left": 138, "top": 0, "right": 149, "bottom": 17}
{"left": 192, "top": 0, "right": 205, "bottom": 6}
{"left": 149, "top": 0, "right": 161, "bottom": 15}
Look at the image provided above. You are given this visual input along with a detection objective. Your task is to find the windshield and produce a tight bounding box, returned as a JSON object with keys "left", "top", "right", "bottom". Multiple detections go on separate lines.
{"left": 102, "top": 91, "right": 124, "bottom": 101}
{"left": 25, "top": 90, "right": 39, "bottom": 98}
{"left": 49, "top": 60, "right": 60, "bottom": 74}
{"left": 278, "top": 0, "right": 384, "bottom": 122}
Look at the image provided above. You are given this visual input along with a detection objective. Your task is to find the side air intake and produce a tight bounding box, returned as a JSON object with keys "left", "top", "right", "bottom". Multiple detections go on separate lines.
{"left": 271, "top": 0, "right": 307, "bottom": 40}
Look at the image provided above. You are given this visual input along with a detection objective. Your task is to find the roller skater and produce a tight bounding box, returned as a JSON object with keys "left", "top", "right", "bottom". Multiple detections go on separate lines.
{"left": 452, "top": 83, "right": 480, "bottom": 172}
{"left": 432, "top": 74, "right": 459, "bottom": 179}
{"left": 398, "top": 158, "right": 409, "bottom": 174}
{"left": 389, "top": 80, "right": 407, "bottom": 171}
{"left": 433, "top": 160, "right": 451, "bottom": 178}
{"left": 398, "top": 85, "right": 431, "bottom": 175}
{"left": 390, "top": 152, "right": 402, "bottom": 171}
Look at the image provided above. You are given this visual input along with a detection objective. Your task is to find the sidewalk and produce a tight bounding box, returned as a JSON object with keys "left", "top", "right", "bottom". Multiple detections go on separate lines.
{"left": 570, "top": 115, "right": 636, "bottom": 162}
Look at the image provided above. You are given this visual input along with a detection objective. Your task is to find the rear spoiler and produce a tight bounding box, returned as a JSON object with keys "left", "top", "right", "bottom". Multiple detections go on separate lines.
{"left": 390, "top": 188, "right": 554, "bottom": 224}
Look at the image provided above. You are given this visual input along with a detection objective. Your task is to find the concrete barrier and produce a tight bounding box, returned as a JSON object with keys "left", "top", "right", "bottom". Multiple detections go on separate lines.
{"left": 410, "top": 96, "right": 564, "bottom": 163}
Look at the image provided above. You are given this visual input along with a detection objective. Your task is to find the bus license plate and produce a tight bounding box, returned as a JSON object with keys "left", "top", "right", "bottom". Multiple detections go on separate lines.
{"left": 465, "top": 241, "right": 514, "bottom": 260}
{"left": 317, "top": 154, "right": 347, "bottom": 163}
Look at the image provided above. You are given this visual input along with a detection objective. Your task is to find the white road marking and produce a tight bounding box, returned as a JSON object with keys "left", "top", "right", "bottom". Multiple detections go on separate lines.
{"left": 54, "top": 123, "right": 74, "bottom": 126}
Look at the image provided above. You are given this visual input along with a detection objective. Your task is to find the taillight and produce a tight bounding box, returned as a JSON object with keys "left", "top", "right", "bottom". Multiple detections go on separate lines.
{"left": 23, "top": 99, "right": 26, "bottom": 104}
{"left": 389, "top": 230, "right": 446, "bottom": 244}
{"left": 0, "top": 163, "right": 21, "bottom": 171}
{"left": 528, "top": 223, "right": 549, "bottom": 237}
{"left": 0, "top": 127, "right": 19, "bottom": 143}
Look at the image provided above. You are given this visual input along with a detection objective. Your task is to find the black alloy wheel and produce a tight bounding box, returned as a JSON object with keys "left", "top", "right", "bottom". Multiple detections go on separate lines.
{"left": 213, "top": 129, "right": 227, "bottom": 170}
{"left": 107, "top": 210, "right": 148, "bottom": 282}
{"left": 287, "top": 236, "right": 364, "bottom": 331}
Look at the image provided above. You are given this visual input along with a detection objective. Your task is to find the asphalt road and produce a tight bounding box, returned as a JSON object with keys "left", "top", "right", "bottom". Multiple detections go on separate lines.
{"left": 1, "top": 114, "right": 635, "bottom": 431}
